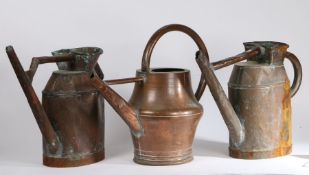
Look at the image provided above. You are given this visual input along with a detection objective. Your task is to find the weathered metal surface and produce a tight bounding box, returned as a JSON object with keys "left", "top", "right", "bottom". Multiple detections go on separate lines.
{"left": 42, "top": 71, "right": 105, "bottom": 167}
{"left": 52, "top": 47, "right": 104, "bottom": 79}
{"left": 196, "top": 41, "right": 302, "bottom": 159}
{"left": 6, "top": 46, "right": 109, "bottom": 167}
{"left": 228, "top": 62, "right": 292, "bottom": 159}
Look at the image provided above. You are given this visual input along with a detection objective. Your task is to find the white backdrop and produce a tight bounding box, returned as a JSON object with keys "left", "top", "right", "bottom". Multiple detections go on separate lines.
{"left": 0, "top": 0, "right": 308, "bottom": 174}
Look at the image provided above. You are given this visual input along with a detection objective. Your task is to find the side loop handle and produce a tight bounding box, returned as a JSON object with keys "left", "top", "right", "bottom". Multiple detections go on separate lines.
{"left": 284, "top": 51, "right": 302, "bottom": 97}
{"left": 141, "top": 24, "right": 210, "bottom": 100}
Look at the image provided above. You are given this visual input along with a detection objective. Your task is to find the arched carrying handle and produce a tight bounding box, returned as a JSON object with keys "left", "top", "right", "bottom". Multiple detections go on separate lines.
{"left": 285, "top": 51, "right": 302, "bottom": 97}
{"left": 141, "top": 24, "right": 210, "bottom": 101}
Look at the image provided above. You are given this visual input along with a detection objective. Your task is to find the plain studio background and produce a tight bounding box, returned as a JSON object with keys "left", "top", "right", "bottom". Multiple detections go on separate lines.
{"left": 0, "top": 0, "right": 308, "bottom": 174}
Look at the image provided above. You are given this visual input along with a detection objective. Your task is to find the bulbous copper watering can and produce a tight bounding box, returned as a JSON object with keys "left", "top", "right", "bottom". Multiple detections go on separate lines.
{"left": 90, "top": 24, "right": 208, "bottom": 165}
{"left": 90, "top": 24, "right": 260, "bottom": 165}
{"left": 195, "top": 41, "right": 302, "bottom": 159}
{"left": 6, "top": 46, "right": 143, "bottom": 167}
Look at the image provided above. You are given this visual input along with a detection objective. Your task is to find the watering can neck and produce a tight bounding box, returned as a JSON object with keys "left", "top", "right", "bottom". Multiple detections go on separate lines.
{"left": 244, "top": 41, "right": 288, "bottom": 65}
{"left": 52, "top": 47, "right": 103, "bottom": 73}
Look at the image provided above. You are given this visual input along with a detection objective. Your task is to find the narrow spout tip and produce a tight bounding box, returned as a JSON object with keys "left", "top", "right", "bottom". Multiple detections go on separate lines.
{"left": 6, "top": 45, "right": 14, "bottom": 52}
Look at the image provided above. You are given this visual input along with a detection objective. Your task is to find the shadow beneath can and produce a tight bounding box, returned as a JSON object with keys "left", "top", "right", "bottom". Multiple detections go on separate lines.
{"left": 293, "top": 155, "right": 309, "bottom": 159}
{"left": 292, "top": 155, "right": 309, "bottom": 167}
{"left": 193, "top": 139, "right": 230, "bottom": 158}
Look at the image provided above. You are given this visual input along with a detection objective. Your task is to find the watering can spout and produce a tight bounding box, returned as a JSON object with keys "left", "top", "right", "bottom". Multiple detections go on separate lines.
{"left": 66, "top": 48, "right": 144, "bottom": 137}
{"left": 6, "top": 46, "right": 61, "bottom": 153}
{"left": 91, "top": 77, "right": 144, "bottom": 138}
{"left": 195, "top": 51, "right": 245, "bottom": 147}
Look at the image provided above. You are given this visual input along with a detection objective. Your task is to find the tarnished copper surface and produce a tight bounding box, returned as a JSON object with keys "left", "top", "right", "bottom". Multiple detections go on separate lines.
{"left": 196, "top": 41, "right": 302, "bottom": 159}
{"left": 129, "top": 68, "right": 202, "bottom": 165}
{"left": 130, "top": 24, "right": 210, "bottom": 165}
{"left": 6, "top": 46, "right": 109, "bottom": 167}
{"left": 43, "top": 150, "right": 104, "bottom": 167}
{"left": 42, "top": 71, "right": 105, "bottom": 167}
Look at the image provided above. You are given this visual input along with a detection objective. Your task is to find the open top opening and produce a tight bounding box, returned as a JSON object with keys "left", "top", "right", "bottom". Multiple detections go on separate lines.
{"left": 71, "top": 47, "right": 103, "bottom": 56}
{"left": 151, "top": 68, "right": 186, "bottom": 72}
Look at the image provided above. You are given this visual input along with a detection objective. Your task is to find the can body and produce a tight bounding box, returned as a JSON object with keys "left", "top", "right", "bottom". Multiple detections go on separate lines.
{"left": 129, "top": 69, "right": 202, "bottom": 165}
{"left": 42, "top": 70, "right": 105, "bottom": 167}
{"left": 228, "top": 62, "right": 291, "bottom": 159}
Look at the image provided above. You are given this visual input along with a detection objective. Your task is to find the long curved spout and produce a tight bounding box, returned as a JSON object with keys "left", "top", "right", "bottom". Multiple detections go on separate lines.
{"left": 195, "top": 52, "right": 245, "bottom": 147}
{"left": 6, "top": 46, "right": 60, "bottom": 153}
{"left": 91, "top": 76, "right": 144, "bottom": 138}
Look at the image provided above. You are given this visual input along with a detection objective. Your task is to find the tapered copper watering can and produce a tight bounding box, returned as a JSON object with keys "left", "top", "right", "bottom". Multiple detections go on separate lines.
{"left": 90, "top": 24, "right": 259, "bottom": 165}
{"left": 90, "top": 24, "right": 209, "bottom": 165}
{"left": 6, "top": 46, "right": 143, "bottom": 167}
{"left": 196, "top": 41, "right": 302, "bottom": 159}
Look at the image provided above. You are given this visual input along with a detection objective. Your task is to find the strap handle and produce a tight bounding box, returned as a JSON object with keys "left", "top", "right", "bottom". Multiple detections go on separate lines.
{"left": 141, "top": 24, "right": 210, "bottom": 100}
{"left": 285, "top": 51, "right": 302, "bottom": 97}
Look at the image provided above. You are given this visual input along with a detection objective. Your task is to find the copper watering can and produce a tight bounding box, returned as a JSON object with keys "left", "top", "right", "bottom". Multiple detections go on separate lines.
{"left": 90, "top": 24, "right": 261, "bottom": 165}
{"left": 196, "top": 41, "right": 302, "bottom": 159}
{"left": 90, "top": 24, "right": 207, "bottom": 165}
{"left": 6, "top": 46, "right": 143, "bottom": 167}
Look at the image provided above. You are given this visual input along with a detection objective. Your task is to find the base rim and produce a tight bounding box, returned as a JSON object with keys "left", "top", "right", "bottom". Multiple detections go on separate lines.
{"left": 229, "top": 145, "right": 292, "bottom": 159}
{"left": 133, "top": 149, "right": 193, "bottom": 166}
{"left": 43, "top": 150, "right": 105, "bottom": 167}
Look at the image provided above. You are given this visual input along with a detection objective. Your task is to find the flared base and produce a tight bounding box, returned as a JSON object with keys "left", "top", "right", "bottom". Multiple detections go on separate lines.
{"left": 229, "top": 145, "right": 292, "bottom": 159}
{"left": 43, "top": 150, "right": 105, "bottom": 167}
